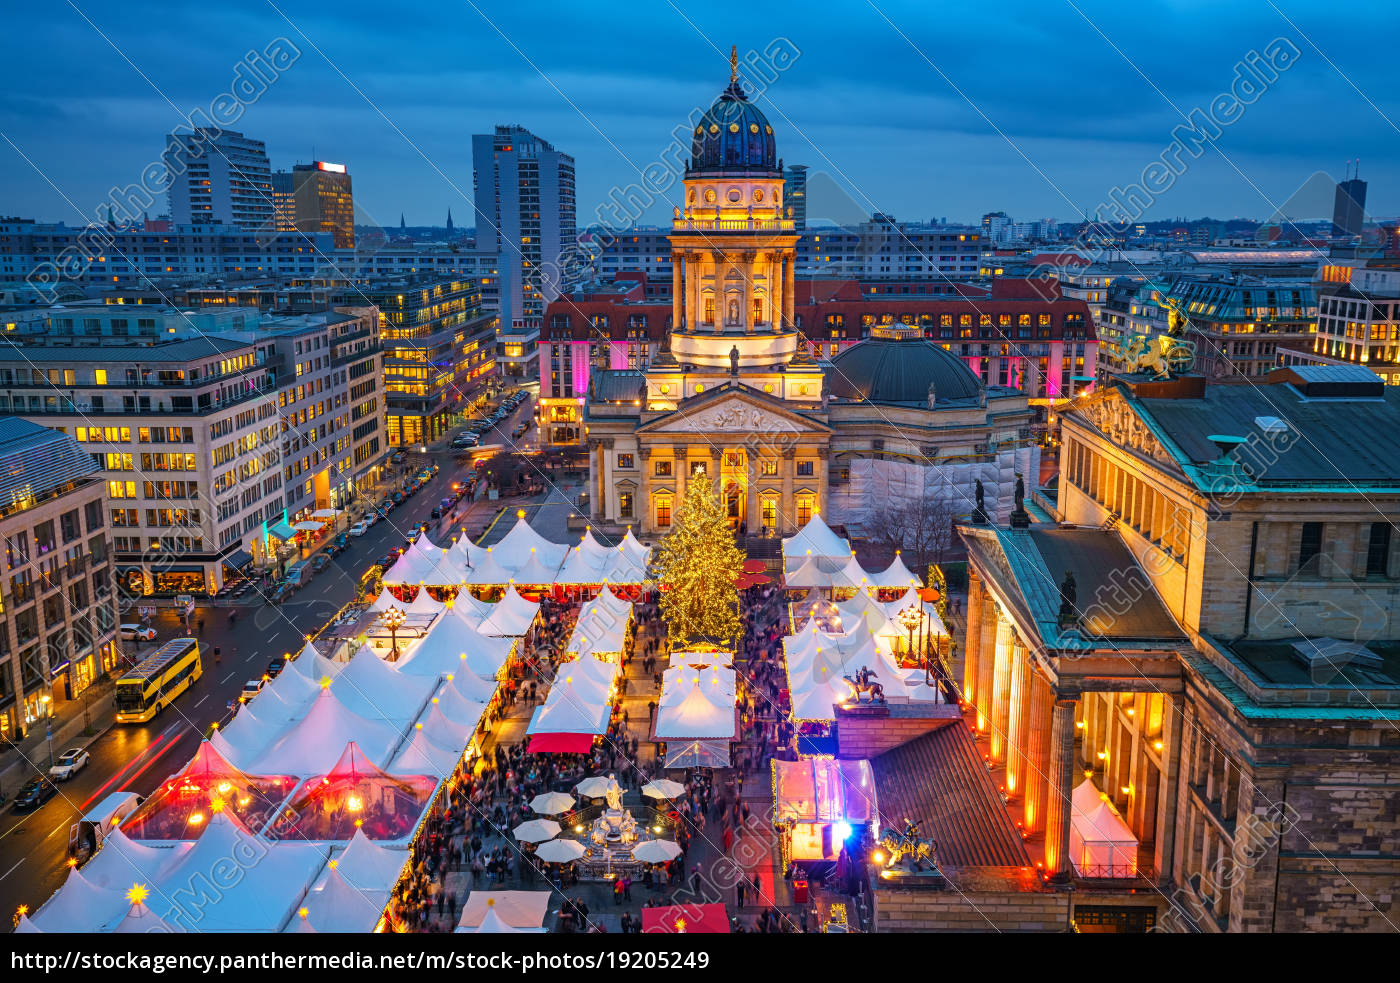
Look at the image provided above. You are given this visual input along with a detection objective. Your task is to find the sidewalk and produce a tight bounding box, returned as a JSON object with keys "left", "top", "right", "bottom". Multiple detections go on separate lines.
{"left": 0, "top": 676, "right": 117, "bottom": 799}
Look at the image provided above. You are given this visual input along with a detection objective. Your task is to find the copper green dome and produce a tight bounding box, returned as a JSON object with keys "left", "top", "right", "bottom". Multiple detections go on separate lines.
{"left": 827, "top": 332, "right": 984, "bottom": 405}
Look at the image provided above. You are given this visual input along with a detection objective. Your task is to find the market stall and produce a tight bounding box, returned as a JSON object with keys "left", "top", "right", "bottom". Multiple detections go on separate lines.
{"left": 771, "top": 757, "right": 877, "bottom": 872}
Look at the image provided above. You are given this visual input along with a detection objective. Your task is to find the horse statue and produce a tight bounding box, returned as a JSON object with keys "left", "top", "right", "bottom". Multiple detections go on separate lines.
{"left": 843, "top": 665, "right": 886, "bottom": 705}
{"left": 877, "top": 818, "right": 940, "bottom": 874}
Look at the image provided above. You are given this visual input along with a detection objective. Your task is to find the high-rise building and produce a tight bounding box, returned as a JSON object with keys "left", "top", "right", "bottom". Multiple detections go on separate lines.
{"left": 163, "top": 128, "right": 274, "bottom": 230}
{"left": 1332, "top": 166, "right": 1368, "bottom": 238}
{"left": 472, "top": 125, "right": 577, "bottom": 338}
{"left": 784, "top": 164, "right": 808, "bottom": 231}
{"left": 270, "top": 162, "right": 355, "bottom": 248}
{"left": 0, "top": 418, "right": 122, "bottom": 741}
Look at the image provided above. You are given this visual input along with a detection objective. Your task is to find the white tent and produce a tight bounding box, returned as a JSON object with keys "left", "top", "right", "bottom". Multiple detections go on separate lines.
{"left": 396, "top": 616, "right": 515, "bottom": 681}
{"left": 334, "top": 829, "right": 410, "bottom": 891}
{"left": 553, "top": 530, "right": 616, "bottom": 586}
{"left": 659, "top": 667, "right": 734, "bottom": 707}
{"left": 512, "top": 549, "right": 564, "bottom": 586}
{"left": 294, "top": 863, "right": 388, "bottom": 934}
{"left": 654, "top": 680, "right": 735, "bottom": 740}
{"left": 416, "top": 700, "right": 476, "bottom": 751}
{"left": 448, "top": 591, "right": 496, "bottom": 628}
{"left": 381, "top": 539, "right": 462, "bottom": 586}
{"left": 450, "top": 528, "right": 490, "bottom": 571}
{"left": 77, "top": 830, "right": 189, "bottom": 892}
{"left": 455, "top": 891, "right": 552, "bottom": 932}
{"left": 477, "top": 586, "right": 540, "bottom": 637}
{"left": 619, "top": 527, "right": 650, "bottom": 564}
{"left": 404, "top": 587, "right": 446, "bottom": 616}
{"left": 784, "top": 553, "right": 870, "bottom": 590}
{"left": 428, "top": 681, "right": 489, "bottom": 732}
{"left": 261, "top": 660, "right": 324, "bottom": 711}
{"left": 285, "top": 641, "right": 341, "bottom": 684}
{"left": 331, "top": 647, "right": 436, "bottom": 725}
{"left": 463, "top": 549, "right": 517, "bottom": 587}
{"left": 111, "top": 899, "right": 182, "bottom": 934}
{"left": 782, "top": 514, "right": 851, "bottom": 573}
{"left": 255, "top": 691, "right": 405, "bottom": 776}
{"left": 490, "top": 515, "right": 569, "bottom": 570}
{"left": 30, "top": 867, "right": 130, "bottom": 932}
{"left": 526, "top": 688, "right": 611, "bottom": 736}
{"left": 445, "top": 668, "right": 500, "bottom": 704}
{"left": 565, "top": 588, "right": 634, "bottom": 658}
{"left": 1069, "top": 779, "right": 1140, "bottom": 877}
{"left": 866, "top": 552, "right": 921, "bottom": 589}
{"left": 149, "top": 810, "right": 326, "bottom": 932}
{"left": 788, "top": 670, "right": 856, "bottom": 723}
{"left": 669, "top": 650, "right": 733, "bottom": 668}
{"left": 390, "top": 724, "right": 463, "bottom": 777}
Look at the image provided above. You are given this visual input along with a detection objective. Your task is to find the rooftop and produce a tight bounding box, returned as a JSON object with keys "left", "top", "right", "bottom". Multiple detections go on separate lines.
{"left": 0, "top": 417, "right": 100, "bottom": 510}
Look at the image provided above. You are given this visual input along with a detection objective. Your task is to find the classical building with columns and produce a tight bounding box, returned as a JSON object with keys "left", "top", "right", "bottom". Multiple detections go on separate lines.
{"left": 954, "top": 365, "right": 1400, "bottom": 932}
{"left": 579, "top": 65, "right": 1037, "bottom": 537}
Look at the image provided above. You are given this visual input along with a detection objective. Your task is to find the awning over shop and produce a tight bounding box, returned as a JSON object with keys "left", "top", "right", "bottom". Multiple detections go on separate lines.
{"left": 526, "top": 733, "right": 594, "bottom": 754}
{"left": 268, "top": 519, "right": 297, "bottom": 541}
{"left": 223, "top": 549, "right": 254, "bottom": 571}
{"left": 641, "top": 902, "right": 729, "bottom": 934}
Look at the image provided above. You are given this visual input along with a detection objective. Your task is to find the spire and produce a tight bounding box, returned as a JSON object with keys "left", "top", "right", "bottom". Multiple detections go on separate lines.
{"left": 399, "top": 213, "right": 405, "bottom": 229}
{"left": 729, "top": 44, "right": 738, "bottom": 84}
{"left": 446, "top": 209, "right": 454, "bottom": 232}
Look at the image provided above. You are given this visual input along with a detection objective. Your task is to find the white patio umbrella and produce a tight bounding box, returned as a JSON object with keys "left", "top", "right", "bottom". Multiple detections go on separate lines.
{"left": 292, "top": 520, "right": 324, "bottom": 531}
{"left": 534, "top": 839, "right": 587, "bottom": 863}
{"left": 575, "top": 775, "right": 619, "bottom": 799}
{"left": 641, "top": 779, "right": 686, "bottom": 800}
{"left": 512, "top": 819, "right": 561, "bottom": 843}
{"left": 529, "top": 791, "right": 576, "bottom": 816}
{"left": 630, "top": 839, "right": 682, "bottom": 863}
{"left": 311, "top": 508, "right": 340, "bottom": 520}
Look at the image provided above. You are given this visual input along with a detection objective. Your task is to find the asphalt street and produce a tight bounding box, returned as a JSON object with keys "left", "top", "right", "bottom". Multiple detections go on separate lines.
{"left": 0, "top": 395, "right": 543, "bottom": 922}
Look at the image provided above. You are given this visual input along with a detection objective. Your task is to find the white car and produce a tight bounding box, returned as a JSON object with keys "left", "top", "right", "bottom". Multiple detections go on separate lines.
{"left": 348, "top": 520, "right": 370, "bottom": 537}
{"left": 49, "top": 747, "right": 89, "bottom": 781}
{"left": 119, "top": 624, "right": 156, "bottom": 642}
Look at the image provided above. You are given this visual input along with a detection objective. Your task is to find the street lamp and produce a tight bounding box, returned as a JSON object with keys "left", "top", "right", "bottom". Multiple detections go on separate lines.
{"left": 895, "top": 605, "right": 921, "bottom": 671}
{"left": 383, "top": 605, "right": 406, "bottom": 662}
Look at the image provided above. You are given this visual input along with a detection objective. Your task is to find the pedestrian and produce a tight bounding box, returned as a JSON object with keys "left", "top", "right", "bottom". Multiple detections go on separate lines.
{"left": 691, "top": 865, "right": 702, "bottom": 896}
{"left": 214, "top": 646, "right": 221, "bottom": 664}
{"left": 737, "top": 880, "right": 747, "bottom": 908}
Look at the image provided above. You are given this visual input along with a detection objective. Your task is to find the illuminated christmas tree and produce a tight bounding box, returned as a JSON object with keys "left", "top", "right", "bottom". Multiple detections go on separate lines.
{"left": 652, "top": 477, "right": 746, "bottom": 646}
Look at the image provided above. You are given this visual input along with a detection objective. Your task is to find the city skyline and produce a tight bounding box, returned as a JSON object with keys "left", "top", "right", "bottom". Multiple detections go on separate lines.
{"left": 2, "top": 1, "right": 1398, "bottom": 232}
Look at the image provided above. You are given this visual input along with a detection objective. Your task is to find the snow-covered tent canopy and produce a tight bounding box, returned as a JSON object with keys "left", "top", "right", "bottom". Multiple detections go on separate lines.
{"left": 1069, "top": 779, "right": 1140, "bottom": 877}
{"left": 121, "top": 740, "right": 297, "bottom": 841}
{"left": 782, "top": 514, "right": 851, "bottom": 574}
{"left": 266, "top": 743, "right": 437, "bottom": 843}
{"left": 476, "top": 586, "right": 540, "bottom": 637}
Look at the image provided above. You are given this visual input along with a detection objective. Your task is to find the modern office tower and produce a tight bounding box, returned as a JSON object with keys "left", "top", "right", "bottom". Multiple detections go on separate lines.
{"left": 163, "top": 128, "right": 274, "bottom": 230}
{"left": 472, "top": 125, "right": 577, "bottom": 345}
{"left": 784, "top": 164, "right": 808, "bottom": 231}
{"left": 270, "top": 162, "right": 355, "bottom": 247}
{"left": 1332, "top": 161, "right": 1368, "bottom": 238}
{"left": 0, "top": 419, "right": 122, "bottom": 740}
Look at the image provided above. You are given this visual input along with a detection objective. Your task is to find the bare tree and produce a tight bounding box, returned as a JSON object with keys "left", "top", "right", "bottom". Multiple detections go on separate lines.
{"left": 865, "top": 490, "right": 960, "bottom": 574}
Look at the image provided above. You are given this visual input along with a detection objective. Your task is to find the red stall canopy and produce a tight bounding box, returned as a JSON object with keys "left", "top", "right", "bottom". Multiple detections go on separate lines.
{"left": 642, "top": 902, "right": 729, "bottom": 934}
{"left": 526, "top": 733, "right": 595, "bottom": 754}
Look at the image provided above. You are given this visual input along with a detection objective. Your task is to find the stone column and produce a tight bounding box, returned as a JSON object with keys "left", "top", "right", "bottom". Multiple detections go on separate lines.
{"left": 784, "top": 249, "right": 796, "bottom": 329}
{"left": 975, "top": 600, "right": 997, "bottom": 733}
{"left": 962, "top": 572, "right": 984, "bottom": 706}
{"left": 989, "top": 614, "right": 1014, "bottom": 762}
{"left": 1044, "top": 697, "right": 1079, "bottom": 880}
{"left": 780, "top": 447, "right": 795, "bottom": 535}
{"left": 1006, "top": 640, "right": 1032, "bottom": 797}
{"left": 742, "top": 251, "right": 755, "bottom": 334}
{"left": 671, "top": 252, "right": 683, "bottom": 330}
{"left": 638, "top": 446, "right": 653, "bottom": 535}
{"left": 1022, "top": 672, "right": 1054, "bottom": 833}
{"left": 1152, "top": 693, "right": 1180, "bottom": 880}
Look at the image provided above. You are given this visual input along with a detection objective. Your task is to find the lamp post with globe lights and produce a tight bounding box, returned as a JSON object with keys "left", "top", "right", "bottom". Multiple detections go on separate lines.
{"left": 383, "top": 605, "right": 406, "bottom": 662}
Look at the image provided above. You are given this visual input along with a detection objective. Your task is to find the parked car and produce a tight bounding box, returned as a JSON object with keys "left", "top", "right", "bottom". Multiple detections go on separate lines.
{"left": 311, "top": 553, "right": 332, "bottom": 572}
{"left": 391, "top": 491, "right": 405, "bottom": 504}
{"left": 329, "top": 533, "right": 349, "bottom": 554}
{"left": 119, "top": 624, "right": 157, "bottom": 643}
{"left": 239, "top": 678, "right": 266, "bottom": 704}
{"left": 49, "top": 748, "right": 90, "bottom": 781}
{"left": 266, "top": 657, "right": 285, "bottom": 678}
{"left": 454, "top": 433, "right": 479, "bottom": 448}
{"left": 14, "top": 776, "right": 58, "bottom": 811}
{"left": 269, "top": 582, "right": 296, "bottom": 605}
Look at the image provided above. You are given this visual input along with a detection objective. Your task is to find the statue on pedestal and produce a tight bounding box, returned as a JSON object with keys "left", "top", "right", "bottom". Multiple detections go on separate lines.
{"left": 729, "top": 344, "right": 740, "bottom": 377}
{"left": 973, "top": 479, "right": 987, "bottom": 524}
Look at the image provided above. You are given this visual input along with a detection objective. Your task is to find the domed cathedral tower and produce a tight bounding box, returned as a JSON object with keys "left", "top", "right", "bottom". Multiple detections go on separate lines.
{"left": 662, "top": 47, "right": 807, "bottom": 381}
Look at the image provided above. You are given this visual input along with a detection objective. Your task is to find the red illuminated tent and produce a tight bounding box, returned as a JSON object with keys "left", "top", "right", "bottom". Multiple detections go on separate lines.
{"left": 526, "top": 733, "right": 594, "bottom": 754}
{"left": 641, "top": 902, "right": 729, "bottom": 934}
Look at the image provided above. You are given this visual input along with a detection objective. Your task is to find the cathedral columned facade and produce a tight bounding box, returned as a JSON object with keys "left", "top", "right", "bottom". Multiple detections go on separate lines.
{"left": 584, "top": 60, "right": 1039, "bottom": 538}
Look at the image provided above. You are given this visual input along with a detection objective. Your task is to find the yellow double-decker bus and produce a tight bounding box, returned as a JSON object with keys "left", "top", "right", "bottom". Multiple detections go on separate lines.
{"left": 114, "top": 638, "right": 202, "bottom": 723}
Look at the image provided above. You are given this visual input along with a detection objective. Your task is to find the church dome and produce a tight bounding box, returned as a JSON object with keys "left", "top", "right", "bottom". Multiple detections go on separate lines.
{"left": 827, "top": 330, "right": 984, "bottom": 405}
{"left": 689, "top": 77, "right": 778, "bottom": 176}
